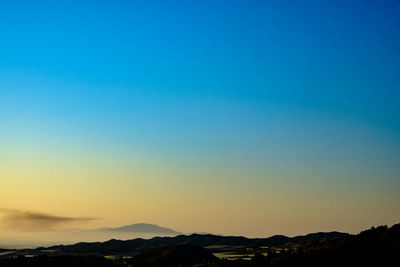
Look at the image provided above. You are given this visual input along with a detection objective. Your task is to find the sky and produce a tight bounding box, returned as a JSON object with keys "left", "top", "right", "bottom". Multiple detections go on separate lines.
{"left": 0, "top": 0, "right": 400, "bottom": 241}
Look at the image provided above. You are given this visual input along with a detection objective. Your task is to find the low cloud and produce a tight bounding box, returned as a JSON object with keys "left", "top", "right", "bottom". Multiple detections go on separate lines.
{"left": 0, "top": 209, "right": 96, "bottom": 232}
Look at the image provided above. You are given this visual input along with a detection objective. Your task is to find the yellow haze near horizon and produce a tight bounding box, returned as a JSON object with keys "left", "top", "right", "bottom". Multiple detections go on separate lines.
{"left": 1, "top": 146, "right": 399, "bottom": 238}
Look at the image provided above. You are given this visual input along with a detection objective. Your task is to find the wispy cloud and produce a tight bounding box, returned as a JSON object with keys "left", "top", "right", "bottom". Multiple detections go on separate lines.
{"left": 0, "top": 209, "right": 96, "bottom": 232}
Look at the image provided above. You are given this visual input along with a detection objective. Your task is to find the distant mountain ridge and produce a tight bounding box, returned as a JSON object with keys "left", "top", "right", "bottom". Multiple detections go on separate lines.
{"left": 39, "top": 231, "right": 348, "bottom": 255}
{"left": 97, "top": 223, "right": 180, "bottom": 235}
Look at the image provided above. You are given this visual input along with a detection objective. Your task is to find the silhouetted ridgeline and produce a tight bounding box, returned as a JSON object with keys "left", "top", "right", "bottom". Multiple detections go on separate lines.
{"left": 40, "top": 231, "right": 347, "bottom": 254}
{"left": 0, "top": 223, "right": 399, "bottom": 266}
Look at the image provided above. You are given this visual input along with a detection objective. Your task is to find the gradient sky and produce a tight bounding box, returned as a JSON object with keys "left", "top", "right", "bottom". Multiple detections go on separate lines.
{"left": 1, "top": 0, "right": 400, "bottom": 238}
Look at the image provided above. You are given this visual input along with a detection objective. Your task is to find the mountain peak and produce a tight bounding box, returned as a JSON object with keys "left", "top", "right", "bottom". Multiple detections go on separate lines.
{"left": 98, "top": 223, "right": 180, "bottom": 235}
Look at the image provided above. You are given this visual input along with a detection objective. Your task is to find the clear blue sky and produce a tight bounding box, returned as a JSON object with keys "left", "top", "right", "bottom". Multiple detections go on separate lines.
{"left": 0, "top": 0, "right": 399, "bottom": 236}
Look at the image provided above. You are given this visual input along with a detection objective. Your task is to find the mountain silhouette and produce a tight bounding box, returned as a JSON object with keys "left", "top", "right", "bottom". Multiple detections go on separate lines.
{"left": 33, "top": 231, "right": 347, "bottom": 255}
{"left": 1, "top": 223, "right": 399, "bottom": 267}
{"left": 97, "top": 223, "right": 180, "bottom": 235}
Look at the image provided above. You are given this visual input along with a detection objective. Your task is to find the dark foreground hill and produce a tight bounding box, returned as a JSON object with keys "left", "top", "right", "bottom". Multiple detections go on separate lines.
{"left": 267, "top": 223, "right": 400, "bottom": 267}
